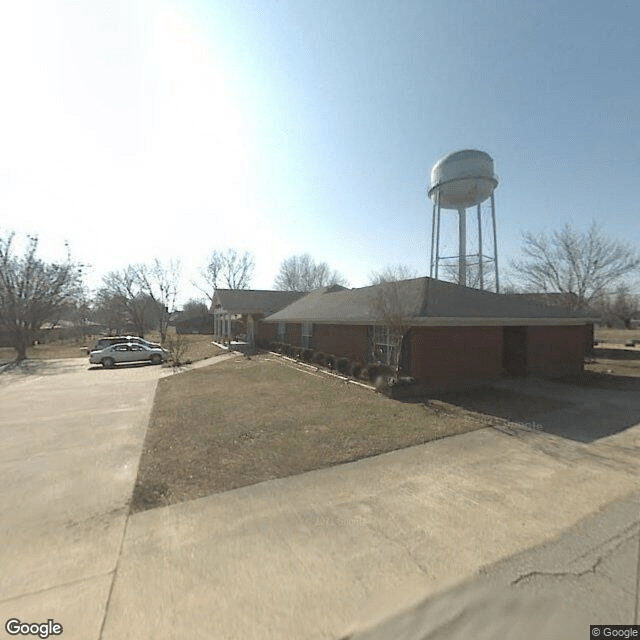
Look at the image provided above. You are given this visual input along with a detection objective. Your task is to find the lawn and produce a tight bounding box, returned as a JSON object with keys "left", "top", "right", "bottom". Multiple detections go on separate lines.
{"left": 131, "top": 355, "right": 485, "bottom": 513}
{"left": 594, "top": 327, "right": 640, "bottom": 344}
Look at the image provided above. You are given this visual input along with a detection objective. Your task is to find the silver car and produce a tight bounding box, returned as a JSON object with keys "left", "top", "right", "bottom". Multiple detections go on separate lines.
{"left": 89, "top": 343, "right": 170, "bottom": 368}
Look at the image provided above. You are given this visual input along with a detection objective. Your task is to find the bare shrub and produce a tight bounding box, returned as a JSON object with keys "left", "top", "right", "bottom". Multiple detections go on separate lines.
{"left": 163, "top": 333, "right": 189, "bottom": 367}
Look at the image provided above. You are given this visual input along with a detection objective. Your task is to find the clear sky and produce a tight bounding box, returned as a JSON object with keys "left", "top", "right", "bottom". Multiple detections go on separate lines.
{"left": 1, "top": 0, "right": 639, "bottom": 306}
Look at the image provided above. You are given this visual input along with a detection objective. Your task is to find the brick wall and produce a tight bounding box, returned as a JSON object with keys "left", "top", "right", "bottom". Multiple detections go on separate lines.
{"left": 314, "top": 324, "right": 369, "bottom": 363}
{"left": 256, "top": 322, "right": 304, "bottom": 345}
{"left": 526, "top": 325, "right": 589, "bottom": 377}
{"left": 285, "top": 323, "right": 301, "bottom": 347}
{"left": 409, "top": 326, "right": 504, "bottom": 388}
{"left": 258, "top": 321, "right": 592, "bottom": 386}
{"left": 256, "top": 322, "right": 277, "bottom": 344}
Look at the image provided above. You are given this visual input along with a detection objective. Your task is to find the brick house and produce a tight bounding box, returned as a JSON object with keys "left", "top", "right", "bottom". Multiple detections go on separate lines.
{"left": 258, "top": 278, "right": 596, "bottom": 390}
{"left": 211, "top": 289, "right": 306, "bottom": 344}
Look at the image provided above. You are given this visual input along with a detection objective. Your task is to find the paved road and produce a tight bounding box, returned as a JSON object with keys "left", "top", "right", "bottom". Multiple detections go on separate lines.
{"left": 344, "top": 491, "right": 640, "bottom": 639}
{"left": 1, "top": 360, "right": 639, "bottom": 639}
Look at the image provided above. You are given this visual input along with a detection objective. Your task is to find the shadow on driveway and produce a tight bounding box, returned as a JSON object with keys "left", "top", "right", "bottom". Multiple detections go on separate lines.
{"left": 428, "top": 375, "right": 640, "bottom": 443}
{"left": 0, "top": 358, "right": 83, "bottom": 379}
{"left": 88, "top": 361, "right": 161, "bottom": 371}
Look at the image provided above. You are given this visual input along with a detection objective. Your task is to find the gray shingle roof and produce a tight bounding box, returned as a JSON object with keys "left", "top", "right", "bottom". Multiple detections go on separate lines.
{"left": 264, "top": 278, "right": 596, "bottom": 326}
{"left": 212, "top": 289, "right": 306, "bottom": 315}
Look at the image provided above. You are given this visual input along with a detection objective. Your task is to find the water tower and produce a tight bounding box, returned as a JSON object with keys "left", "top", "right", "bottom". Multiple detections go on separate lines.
{"left": 428, "top": 149, "right": 499, "bottom": 291}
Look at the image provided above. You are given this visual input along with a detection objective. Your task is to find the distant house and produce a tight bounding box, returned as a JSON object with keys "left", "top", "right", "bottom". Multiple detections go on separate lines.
{"left": 259, "top": 277, "right": 596, "bottom": 389}
{"left": 211, "top": 289, "right": 306, "bottom": 344}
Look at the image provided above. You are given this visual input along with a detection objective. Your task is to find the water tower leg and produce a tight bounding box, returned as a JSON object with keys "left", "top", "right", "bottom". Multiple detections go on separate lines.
{"left": 477, "top": 203, "right": 484, "bottom": 290}
{"left": 458, "top": 207, "right": 466, "bottom": 286}
{"left": 491, "top": 192, "right": 499, "bottom": 293}
{"left": 430, "top": 200, "right": 436, "bottom": 278}
{"left": 435, "top": 196, "right": 441, "bottom": 279}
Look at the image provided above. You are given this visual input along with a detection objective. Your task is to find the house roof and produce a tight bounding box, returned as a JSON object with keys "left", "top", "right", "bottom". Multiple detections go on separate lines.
{"left": 264, "top": 278, "right": 597, "bottom": 326}
{"left": 212, "top": 289, "right": 306, "bottom": 315}
{"left": 505, "top": 292, "right": 581, "bottom": 307}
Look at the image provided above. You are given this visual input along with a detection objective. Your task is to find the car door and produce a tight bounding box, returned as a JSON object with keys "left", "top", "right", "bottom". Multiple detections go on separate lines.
{"left": 112, "top": 344, "right": 135, "bottom": 363}
{"left": 129, "top": 344, "right": 148, "bottom": 362}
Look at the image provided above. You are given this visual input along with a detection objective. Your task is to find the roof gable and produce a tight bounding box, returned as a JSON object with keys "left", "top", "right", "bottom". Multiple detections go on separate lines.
{"left": 212, "top": 289, "right": 306, "bottom": 315}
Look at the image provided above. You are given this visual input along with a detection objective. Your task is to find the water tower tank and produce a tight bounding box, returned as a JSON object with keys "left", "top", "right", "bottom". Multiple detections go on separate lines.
{"left": 428, "top": 149, "right": 498, "bottom": 209}
{"left": 427, "top": 149, "right": 499, "bottom": 291}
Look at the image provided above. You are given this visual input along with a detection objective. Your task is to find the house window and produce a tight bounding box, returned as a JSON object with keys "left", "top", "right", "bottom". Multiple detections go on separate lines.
{"left": 301, "top": 322, "right": 314, "bottom": 349}
{"left": 277, "top": 322, "right": 287, "bottom": 343}
{"left": 371, "top": 325, "right": 397, "bottom": 366}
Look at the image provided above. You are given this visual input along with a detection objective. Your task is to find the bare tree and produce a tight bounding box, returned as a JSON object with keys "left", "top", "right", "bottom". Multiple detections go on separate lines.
{"left": 194, "top": 250, "right": 223, "bottom": 304}
{"left": 0, "top": 232, "right": 84, "bottom": 361}
{"left": 273, "top": 253, "right": 348, "bottom": 291}
{"left": 440, "top": 260, "right": 497, "bottom": 291}
{"left": 369, "top": 264, "right": 417, "bottom": 285}
{"left": 97, "top": 260, "right": 180, "bottom": 342}
{"left": 92, "top": 288, "right": 128, "bottom": 336}
{"left": 59, "top": 291, "right": 93, "bottom": 341}
{"left": 194, "top": 249, "right": 254, "bottom": 303}
{"left": 98, "top": 268, "right": 159, "bottom": 338}
{"left": 511, "top": 222, "right": 640, "bottom": 308}
{"left": 181, "top": 299, "right": 209, "bottom": 318}
{"left": 136, "top": 259, "right": 181, "bottom": 343}
{"left": 593, "top": 284, "right": 639, "bottom": 329}
{"left": 222, "top": 249, "right": 254, "bottom": 289}
{"left": 611, "top": 285, "right": 639, "bottom": 329}
{"left": 370, "top": 281, "right": 413, "bottom": 375}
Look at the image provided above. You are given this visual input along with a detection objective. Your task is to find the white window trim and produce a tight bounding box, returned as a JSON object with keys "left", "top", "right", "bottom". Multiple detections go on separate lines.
{"left": 277, "top": 322, "right": 287, "bottom": 343}
{"left": 372, "top": 325, "right": 397, "bottom": 366}
{"left": 301, "top": 322, "right": 314, "bottom": 349}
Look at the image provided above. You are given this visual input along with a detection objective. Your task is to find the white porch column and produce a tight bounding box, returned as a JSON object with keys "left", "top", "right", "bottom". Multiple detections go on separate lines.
{"left": 247, "top": 315, "right": 255, "bottom": 346}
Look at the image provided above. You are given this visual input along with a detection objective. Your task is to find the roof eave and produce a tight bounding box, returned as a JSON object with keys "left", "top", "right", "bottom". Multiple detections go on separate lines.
{"left": 263, "top": 316, "right": 596, "bottom": 326}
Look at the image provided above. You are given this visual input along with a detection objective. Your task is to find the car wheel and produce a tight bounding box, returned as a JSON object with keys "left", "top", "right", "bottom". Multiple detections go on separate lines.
{"left": 102, "top": 357, "right": 115, "bottom": 369}
{"left": 150, "top": 354, "right": 162, "bottom": 365}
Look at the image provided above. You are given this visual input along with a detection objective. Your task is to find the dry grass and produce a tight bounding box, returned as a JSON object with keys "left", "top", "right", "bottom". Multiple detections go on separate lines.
{"left": 131, "top": 355, "right": 485, "bottom": 512}
{"left": 0, "top": 333, "right": 224, "bottom": 365}
{"left": 582, "top": 346, "right": 640, "bottom": 385}
{"left": 594, "top": 327, "right": 640, "bottom": 344}
{"left": 0, "top": 341, "right": 91, "bottom": 362}
{"left": 162, "top": 334, "right": 226, "bottom": 364}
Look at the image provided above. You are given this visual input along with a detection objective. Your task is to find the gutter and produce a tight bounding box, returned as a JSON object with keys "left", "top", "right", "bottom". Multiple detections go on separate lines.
{"left": 263, "top": 317, "right": 597, "bottom": 327}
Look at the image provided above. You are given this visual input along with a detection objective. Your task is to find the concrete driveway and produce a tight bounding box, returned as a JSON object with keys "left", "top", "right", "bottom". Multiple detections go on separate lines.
{"left": 1, "top": 359, "right": 639, "bottom": 639}
{"left": 0, "top": 357, "right": 169, "bottom": 638}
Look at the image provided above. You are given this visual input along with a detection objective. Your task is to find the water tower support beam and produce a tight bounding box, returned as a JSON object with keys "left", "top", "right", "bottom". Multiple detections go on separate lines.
{"left": 430, "top": 200, "right": 436, "bottom": 278}
{"left": 458, "top": 207, "right": 467, "bottom": 286}
{"left": 435, "top": 194, "right": 441, "bottom": 279}
{"left": 491, "top": 192, "right": 499, "bottom": 293}
{"left": 477, "top": 203, "right": 484, "bottom": 290}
